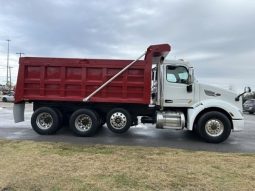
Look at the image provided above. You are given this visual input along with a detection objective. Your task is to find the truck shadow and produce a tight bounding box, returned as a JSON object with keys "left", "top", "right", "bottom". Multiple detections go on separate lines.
{"left": 56, "top": 125, "right": 204, "bottom": 144}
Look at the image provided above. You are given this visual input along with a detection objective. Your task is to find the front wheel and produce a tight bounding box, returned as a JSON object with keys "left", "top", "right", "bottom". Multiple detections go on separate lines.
{"left": 197, "top": 111, "right": 232, "bottom": 143}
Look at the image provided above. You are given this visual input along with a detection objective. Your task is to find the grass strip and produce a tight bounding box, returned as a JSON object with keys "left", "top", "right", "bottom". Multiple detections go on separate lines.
{"left": 0, "top": 140, "right": 254, "bottom": 191}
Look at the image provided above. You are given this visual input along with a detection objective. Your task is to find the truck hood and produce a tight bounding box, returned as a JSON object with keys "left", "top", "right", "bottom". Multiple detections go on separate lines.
{"left": 198, "top": 83, "right": 242, "bottom": 110}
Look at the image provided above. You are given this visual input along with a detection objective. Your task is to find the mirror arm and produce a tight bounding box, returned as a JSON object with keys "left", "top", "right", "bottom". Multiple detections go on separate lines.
{"left": 235, "top": 86, "right": 251, "bottom": 101}
{"left": 235, "top": 93, "right": 243, "bottom": 101}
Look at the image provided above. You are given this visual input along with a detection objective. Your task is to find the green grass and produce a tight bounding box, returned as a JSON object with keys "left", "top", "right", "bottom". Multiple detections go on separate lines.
{"left": 0, "top": 140, "right": 255, "bottom": 191}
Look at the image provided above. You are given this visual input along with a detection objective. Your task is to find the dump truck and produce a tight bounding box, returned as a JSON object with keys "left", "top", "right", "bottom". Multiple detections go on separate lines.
{"left": 14, "top": 44, "right": 245, "bottom": 143}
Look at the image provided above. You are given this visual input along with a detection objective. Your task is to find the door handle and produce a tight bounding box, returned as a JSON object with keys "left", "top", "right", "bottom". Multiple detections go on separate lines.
{"left": 165, "top": 100, "right": 173, "bottom": 103}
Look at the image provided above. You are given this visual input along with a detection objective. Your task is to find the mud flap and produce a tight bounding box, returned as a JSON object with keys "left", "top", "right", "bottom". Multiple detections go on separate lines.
{"left": 13, "top": 103, "right": 25, "bottom": 123}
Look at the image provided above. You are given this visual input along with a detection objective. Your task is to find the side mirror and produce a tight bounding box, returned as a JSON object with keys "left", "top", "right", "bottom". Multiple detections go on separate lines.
{"left": 235, "top": 86, "right": 251, "bottom": 101}
{"left": 244, "top": 86, "right": 251, "bottom": 93}
{"left": 187, "top": 74, "right": 192, "bottom": 85}
{"left": 187, "top": 67, "right": 194, "bottom": 93}
{"left": 187, "top": 67, "right": 194, "bottom": 84}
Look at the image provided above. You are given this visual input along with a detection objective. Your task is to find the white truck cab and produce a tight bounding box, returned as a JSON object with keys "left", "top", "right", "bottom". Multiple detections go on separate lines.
{"left": 148, "top": 59, "right": 244, "bottom": 143}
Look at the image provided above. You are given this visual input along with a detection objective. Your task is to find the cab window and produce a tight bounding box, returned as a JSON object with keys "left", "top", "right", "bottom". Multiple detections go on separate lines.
{"left": 166, "top": 66, "right": 188, "bottom": 84}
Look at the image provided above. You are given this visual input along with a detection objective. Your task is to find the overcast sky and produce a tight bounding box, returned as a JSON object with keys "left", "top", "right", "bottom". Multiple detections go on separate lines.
{"left": 0, "top": 0, "right": 255, "bottom": 92}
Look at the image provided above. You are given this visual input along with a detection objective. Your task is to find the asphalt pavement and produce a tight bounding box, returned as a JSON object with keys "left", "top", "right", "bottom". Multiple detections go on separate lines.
{"left": 0, "top": 102, "right": 255, "bottom": 153}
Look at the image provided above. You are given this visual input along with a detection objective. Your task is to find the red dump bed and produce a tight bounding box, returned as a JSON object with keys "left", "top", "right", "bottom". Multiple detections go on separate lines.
{"left": 15, "top": 44, "right": 170, "bottom": 104}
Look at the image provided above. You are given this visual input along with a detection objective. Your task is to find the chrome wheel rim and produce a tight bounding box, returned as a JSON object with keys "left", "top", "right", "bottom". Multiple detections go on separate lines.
{"left": 110, "top": 112, "right": 127, "bottom": 129}
{"left": 205, "top": 119, "right": 224, "bottom": 137}
{"left": 75, "top": 114, "right": 92, "bottom": 132}
{"left": 36, "top": 112, "right": 53, "bottom": 130}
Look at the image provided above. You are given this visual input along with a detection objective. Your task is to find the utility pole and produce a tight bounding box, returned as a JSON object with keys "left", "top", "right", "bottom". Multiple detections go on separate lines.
{"left": 6, "top": 39, "right": 11, "bottom": 88}
{"left": 9, "top": 66, "right": 13, "bottom": 90}
{"left": 16, "top": 52, "right": 24, "bottom": 58}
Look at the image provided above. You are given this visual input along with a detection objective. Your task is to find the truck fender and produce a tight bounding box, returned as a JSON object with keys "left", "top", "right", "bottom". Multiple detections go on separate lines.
{"left": 187, "top": 99, "right": 243, "bottom": 131}
{"left": 13, "top": 103, "right": 25, "bottom": 123}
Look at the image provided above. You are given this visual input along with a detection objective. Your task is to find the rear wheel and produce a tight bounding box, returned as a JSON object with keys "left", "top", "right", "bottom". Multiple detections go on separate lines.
{"left": 197, "top": 111, "right": 231, "bottom": 143}
{"left": 31, "top": 107, "right": 60, "bottom": 135}
{"left": 69, "top": 109, "right": 99, "bottom": 137}
{"left": 54, "top": 108, "right": 64, "bottom": 128}
{"left": 106, "top": 108, "right": 131, "bottom": 134}
{"left": 249, "top": 111, "right": 254, "bottom": 114}
{"left": 100, "top": 116, "right": 106, "bottom": 126}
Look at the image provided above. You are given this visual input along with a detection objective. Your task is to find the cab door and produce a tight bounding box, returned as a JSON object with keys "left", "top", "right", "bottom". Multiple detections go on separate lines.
{"left": 163, "top": 65, "right": 194, "bottom": 107}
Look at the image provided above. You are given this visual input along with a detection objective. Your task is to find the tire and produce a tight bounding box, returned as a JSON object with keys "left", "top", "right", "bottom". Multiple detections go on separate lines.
{"left": 100, "top": 116, "right": 106, "bottom": 126}
{"left": 249, "top": 112, "right": 254, "bottom": 114}
{"left": 31, "top": 107, "right": 60, "bottom": 135}
{"left": 54, "top": 108, "right": 64, "bottom": 129}
{"left": 2, "top": 97, "right": 7, "bottom": 102}
{"left": 192, "top": 124, "right": 201, "bottom": 137}
{"left": 106, "top": 108, "right": 131, "bottom": 134}
{"left": 94, "top": 111, "right": 102, "bottom": 126}
{"left": 69, "top": 109, "right": 99, "bottom": 137}
{"left": 93, "top": 111, "right": 104, "bottom": 132}
{"left": 197, "top": 111, "right": 232, "bottom": 143}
